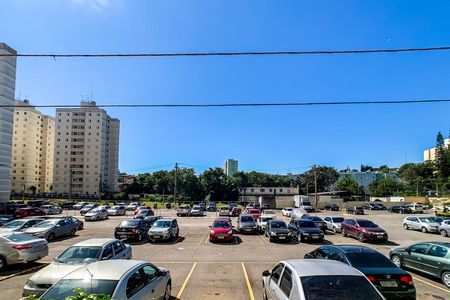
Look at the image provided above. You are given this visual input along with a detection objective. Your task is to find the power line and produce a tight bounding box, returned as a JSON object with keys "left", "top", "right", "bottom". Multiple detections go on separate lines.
{"left": 3, "top": 45, "right": 450, "bottom": 58}
{"left": 5, "top": 98, "right": 450, "bottom": 108}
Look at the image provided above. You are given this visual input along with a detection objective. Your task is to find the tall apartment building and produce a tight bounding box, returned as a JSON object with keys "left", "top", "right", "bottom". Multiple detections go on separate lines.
{"left": 0, "top": 43, "right": 17, "bottom": 203}
{"left": 424, "top": 138, "right": 450, "bottom": 161}
{"left": 224, "top": 159, "right": 238, "bottom": 176}
{"left": 53, "top": 101, "right": 119, "bottom": 196}
{"left": 11, "top": 100, "right": 55, "bottom": 194}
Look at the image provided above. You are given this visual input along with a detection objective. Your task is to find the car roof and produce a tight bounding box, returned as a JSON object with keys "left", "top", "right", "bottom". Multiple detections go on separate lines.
{"left": 284, "top": 259, "right": 363, "bottom": 277}
{"left": 61, "top": 260, "right": 146, "bottom": 280}
{"left": 157, "top": 218, "right": 175, "bottom": 222}
{"left": 240, "top": 214, "right": 253, "bottom": 217}
{"left": 327, "top": 245, "right": 378, "bottom": 254}
{"left": 73, "top": 238, "right": 120, "bottom": 247}
{"left": 354, "top": 218, "right": 371, "bottom": 222}
{"left": 425, "top": 242, "right": 450, "bottom": 247}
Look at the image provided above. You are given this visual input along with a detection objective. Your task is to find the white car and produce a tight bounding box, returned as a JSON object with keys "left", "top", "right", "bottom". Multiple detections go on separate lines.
{"left": 323, "top": 216, "right": 345, "bottom": 233}
{"left": 40, "top": 260, "right": 171, "bottom": 300}
{"left": 404, "top": 203, "right": 424, "bottom": 213}
{"left": 281, "top": 207, "right": 293, "bottom": 217}
{"left": 262, "top": 259, "right": 385, "bottom": 300}
{"left": 261, "top": 209, "right": 277, "bottom": 219}
{"left": 108, "top": 205, "right": 126, "bottom": 216}
{"left": 23, "top": 238, "right": 132, "bottom": 297}
{"left": 40, "top": 205, "right": 62, "bottom": 215}
{"left": 84, "top": 208, "right": 108, "bottom": 221}
{"left": 256, "top": 216, "right": 274, "bottom": 232}
{"left": 127, "top": 202, "right": 139, "bottom": 211}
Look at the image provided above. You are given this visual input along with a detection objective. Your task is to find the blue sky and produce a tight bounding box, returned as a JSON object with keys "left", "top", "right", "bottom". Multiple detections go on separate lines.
{"left": 2, "top": 0, "right": 450, "bottom": 174}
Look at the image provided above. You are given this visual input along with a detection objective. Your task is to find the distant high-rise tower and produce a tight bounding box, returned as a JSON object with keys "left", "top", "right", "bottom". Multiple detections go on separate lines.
{"left": 0, "top": 43, "right": 17, "bottom": 203}
{"left": 224, "top": 159, "right": 238, "bottom": 176}
{"left": 53, "top": 101, "right": 120, "bottom": 196}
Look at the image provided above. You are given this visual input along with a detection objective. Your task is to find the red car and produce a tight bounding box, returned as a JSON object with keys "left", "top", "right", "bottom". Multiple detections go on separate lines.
{"left": 13, "top": 207, "right": 46, "bottom": 219}
{"left": 231, "top": 207, "right": 242, "bottom": 217}
{"left": 209, "top": 218, "right": 234, "bottom": 243}
{"left": 246, "top": 208, "right": 261, "bottom": 219}
{"left": 341, "top": 218, "right": 388, "bottom": 243}
{"left": 134, "top": 205, "right": 150, "bottom": 215}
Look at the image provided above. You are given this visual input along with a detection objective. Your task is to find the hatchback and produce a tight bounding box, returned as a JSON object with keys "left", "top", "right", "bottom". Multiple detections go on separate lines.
{"left": 148, "top": 218, "right": 179, "bottom": 242}
{"left": 209, "top": 218, "right": 234, "bottom": 243}
{"left": 403, "top": 216, "right": 440, "bottom": 233}
{"left": 237, "top": 214, "right": 257, "bottom": 234}
{"left": 323, "top": 216, "right": 345, "bottom": 233}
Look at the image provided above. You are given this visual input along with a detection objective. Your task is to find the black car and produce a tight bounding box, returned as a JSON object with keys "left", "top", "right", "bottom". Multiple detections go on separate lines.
{"left": 305, "top": 245, "right": 416, "bottom": 300}
{"left": 301, "top": 215, "right": 328, "bottom": 232}
{"left": 60, "top": 201, "right": 77, "bottom": 210}
{"left": 429, "top": 216, "right": 450, "bottom": 224}
{"left": 114, "top": 219, "right": 152, "bottom": 241}
{"left": 388, "top": 206, "right": 412, "bottom": 214}
{"left": 134, "top": 208, "right": 155, "bottom": 219}
{"left": 265, "top": 220, "right": 291, "bottom": 242}
{"left": 27, "top": 200, "right": 49, "bottom": 208}
{"left": 347, "top": 206, "right": 364, "bottom": 215}
{"left": 0, "top": 214, "right": 14, "bottom": 226}
{"left": 288, "top": 219, "right": 324, "bottom": 242}
{"left": 363, "top": 204, "right": 380, "bottom": 210}
{"left": 324, "top": 203, "right": 340, "bottom": 211}
{"left": 374, "top": 203, "right": 387, "bottom": 210}
{"left": 143, "top": 216, "right": 163, "bottom": 226}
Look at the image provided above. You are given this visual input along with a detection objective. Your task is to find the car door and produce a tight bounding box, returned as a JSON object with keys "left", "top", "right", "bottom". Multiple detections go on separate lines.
{"left": 101, "top": 244, "right": 114, "bottom": 260}
{"left": 267, "top": 263, "right": 284, "bottom": 299}
{"left": 403, "top": 243, "right": 431, "bottom": 270}
{"left": 141, "top": 265, "right": 166, "bottom": 299}
{"left": 408, "top": 217, "right": 420, "bottom": 230}
{"left": 111, "top": 241, "right": 126, "bottom": 259}
{"left": 172, "top": 220, "right": 179, "bottom": 236}
{"left": 421, "top": 244, "right": 449, "bottom": 276}
{"left": 345, "top": 219, "right": 357, "bottom": 237}
{"left": 273, "top": 266, "right": 293, "bottom": 300}
{"left": 323, "top": 217, "right": 331, "bottom": 230}
{"left": 54, "top": 220, "right": 66, "bottom": 237}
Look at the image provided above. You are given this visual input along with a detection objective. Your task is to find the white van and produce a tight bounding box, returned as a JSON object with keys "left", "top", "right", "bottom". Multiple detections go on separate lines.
{"left": 294, "top": 195, "right": 314, "bottom": 212}
{"left": 404, "top": 203, "right": 424, "bottom": 213}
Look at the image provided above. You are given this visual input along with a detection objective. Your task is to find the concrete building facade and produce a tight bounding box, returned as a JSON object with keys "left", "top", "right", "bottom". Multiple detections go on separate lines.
{"left": 11, "top": 100, "right": 55, "bottom": 194}
{"left": 0, "top": 43, "right": 17, "bottom": 202}
{"left": 224, "top": 159, "right": 238, "bottom": 176}
{"left": 339, "top": 171, "right": 399, "bottom": 192}
{"left": 53, "top": 101, "right": 119, "bottom": 196}
{"left": 424, "top": 138, "right": 450, "bottom": 161}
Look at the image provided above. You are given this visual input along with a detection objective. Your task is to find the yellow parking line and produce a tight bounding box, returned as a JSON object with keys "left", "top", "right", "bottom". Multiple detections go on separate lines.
{"left": 205, "top": 235, "right": 209, "bottom": 244}
{"left": 241, "top": 262, "right": 256, "bottom": 300}
{"left": 197, "top": 234, "right": 205, "bottom": 246}
{"left": 257, "top": 234, "right": 270, "bottom": 246}
{"left": 176, "top": 262, "right": 197, "bottom": 299}
{"left": 256, "top": 234, "right": 265, "bottom": 246}
{"left": 182, "top": 229, "right": 192, "bottom": 237}
{"left": 412, "top": 276, "right": 449, "bottom": 293}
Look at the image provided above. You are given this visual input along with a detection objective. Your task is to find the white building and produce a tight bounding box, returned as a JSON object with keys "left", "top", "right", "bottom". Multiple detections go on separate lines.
{"left": 224, "top": 159, "right": 238, "bottom": 176}
{"left": 339, "top": 171, "right": 399, "bottom": 192}
{"left": 0, "top": 43, "right": 17, "bottom": 203}
{"left": 424, "top": 138, "right": 450, "bottom": 161}
{"left": 53, "top": 101, "right": 119, "bottom": 196}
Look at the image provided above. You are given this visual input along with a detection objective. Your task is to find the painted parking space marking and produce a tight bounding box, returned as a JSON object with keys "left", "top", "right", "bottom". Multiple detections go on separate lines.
{"left": 242, "top": 262, "right": 256, "bottom": 300}
{"left": 176, "top": 262, "right": 197, "bottom": 299}
{"left": 412, "top": 276, "right": 449, "bottom": 293}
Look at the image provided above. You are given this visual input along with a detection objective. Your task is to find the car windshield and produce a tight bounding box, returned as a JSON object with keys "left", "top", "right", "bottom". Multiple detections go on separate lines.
{"left": 263, "top": 210, "right": 274, "bottom": 214}
{"left": 56, "top": 246, "right": 102, "bottom": 263}
{"left": 2, "top": 220, "right": 25, "bottom": 228}
{"left": 309, "top": 217, "right": 323, "bottom": 222}
{"left": 419, "top": 217, "right": 434, "bottom": 223}
{"left": 34, "top": 221, "right": 56, "bottom": 228}
{"left": 154, "top": 220, "right": 171, "bottom": 228}
{"left": 301, "top": 275, "right": 383, "bottom": 300}
{"left": 346, "top": 252, "right": 394, "bottom": 268}
{"left": 286, "top": 208, "right": 293, "bottom": 211}
{"left": 261, "top": 217, "right": 273, "bottom": 222}
{"left": 332, "top": 217, "right": 345, "bottom": 223}
{"left": 90, "top": 208, "right": 101, "bottom": 213}
{"left": 42, "top": 279, "right": 118, "bottom": 300}
{"left": 299, "top": 221, "right": 316, "bottom": 228}
{"left": 240, "top": 216, "right": 254, "bottom": 222}
{"left": 357, "top": 220, "right": 377, "bottom": 228}
{"left": 193, "top": 206, "right": 201, "bottom": 210}
{"left": 84, "top": 205, "right": 94, "bottom": 209}
{"left": 213, "top": 221, "right": 230, "bottom": 228}
{"left": 111, "top": 206, "right": 120, "bottom": 210}
{"left": 2, "top": 232, "right": 38, "bottom": 242}
{"left": 271, "top": 222, "right": 286, "bottom": 228}
{"left": 303, "top": 201, "right": 312, "bottom": 206}
{"left": 138, "top": 209, "right": 149, "bottom": 214}
{"left": 119, "top": 220, "right": 140, "bottom": 227}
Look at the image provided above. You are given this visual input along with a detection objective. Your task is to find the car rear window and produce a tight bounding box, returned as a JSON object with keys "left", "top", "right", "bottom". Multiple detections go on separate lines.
{"left": 213, "top": 221, "right": 230, "bottom": 228}
{"left": 346, "top": 252, "right": 394, "bottom": 268}
{"left": 3, "top": 233, "right": 39, "bottom": 242}
{"left": 120, "top": 220, "right": 140, "bottom": 227}
{"left": 271, "top": 222, "right": 286, "bottom": 228}
{"left": 332, "top": 217, "right": 344, "bottom": 223}
{"left": 301, "top": 275, "right": 383, "bottom": 300}
{"left": 299, "top": 221, "right": 316, "bottom": 228}
{"left": 357, "top": 220, "right": 377, "bottom": 228}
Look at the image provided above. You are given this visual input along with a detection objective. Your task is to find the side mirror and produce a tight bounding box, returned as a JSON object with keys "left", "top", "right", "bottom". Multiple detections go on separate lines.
{"left": 262, "top": 270, "right": 271, "bottom": 277}
{"left": 209, "top": 226, "right": 212, "bottom": 228}
{"left": 405, "top": 247, "right": 411, "bottom": 254}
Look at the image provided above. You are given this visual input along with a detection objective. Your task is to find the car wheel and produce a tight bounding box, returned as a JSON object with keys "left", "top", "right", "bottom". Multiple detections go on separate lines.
{"left": 70, "top": 229, "right": 76, "bottom": 236}
{"left": 421, "top": 227, "right": 428, "bottom": 233}
{"left": 441, "top": 271, "right": 450, "bottom": 288}
{"left": 441, "top": 229, "right": 448, "bottom": 237}
{"left": 357, "top": 233, "right": 365, "bottom": 243}
{"left": 333, "top": 226, "right": 337, "bottom": 233}
{"left": 176, "top": 230, "right": 179, "bottom": 238}
{"left": 269, "top": 237, "right": 274, "bottom": 243}
{"left": 403, "top": 224, "right": 409, "bottom": 230}
{"left": 391, "top": 255, "right": 402, "bottom": 267}
{"left": 164, "top": 282, "right": 171, "bottom": 300}
{"left": 0, "top": 256, "right": 6, "bottom": 271}
{"left": 47, "top": 233, "right": 55, "bottom": 241}
{"left": 341, "top": 229, "right": 347, "bottom": 237}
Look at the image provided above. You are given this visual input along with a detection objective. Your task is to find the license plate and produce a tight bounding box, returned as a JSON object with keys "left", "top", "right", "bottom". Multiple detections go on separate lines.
{"left": 279, "top": 236, "right": 286, "bottom": 239}
{"left": 312, "top": 236, "right": 319, "bottom": 239}
{"left": 245, "top": 228, "right": 252, "bottom": 231}
{"left": 218, "top": 236, "right": 224, "bottom": 239}
{"left": 380, "top": 281, "right": 398, "bottom": 288}
{"left": 153, "top": 235, "right": 162, "bottom": 239}
{"left": 119, "top": 235, "right": 127, "bottom": 239}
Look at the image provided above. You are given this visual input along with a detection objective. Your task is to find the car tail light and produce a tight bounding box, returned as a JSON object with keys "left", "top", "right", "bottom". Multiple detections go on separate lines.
{"left": 367, "top": 275, "right": 376, "bottom": 283}
{"left": 12, "top": 245, "right": 33, "bottom": 250}
{"left": 400, "top": 275, "right": 414, "bottom": 285}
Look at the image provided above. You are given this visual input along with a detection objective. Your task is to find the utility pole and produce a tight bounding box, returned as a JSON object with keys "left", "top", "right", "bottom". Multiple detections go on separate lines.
{"left": 313, "top": 165, "right": 318, "bottom": 210}
{"left": 174, "top": 163, "right": 178, "bottom": 205}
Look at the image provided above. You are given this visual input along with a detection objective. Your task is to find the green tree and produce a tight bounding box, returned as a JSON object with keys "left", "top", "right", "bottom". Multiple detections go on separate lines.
{"left": 377, "top": 165, "right": 390, "bottom": 173}
{"left": 335, "top": 177, "right": 359, "bottom": 194}
{"left": 297, "top": 166, "right": 339, "bottom": 194}
{"left": 369, "top": 178, "right": 403, "bottom": 197}
{"left": 199, "top": 168, "right": 229, "bottom": 202}
{"left": 435, "top": 131, "right": 450, "bottom": 178}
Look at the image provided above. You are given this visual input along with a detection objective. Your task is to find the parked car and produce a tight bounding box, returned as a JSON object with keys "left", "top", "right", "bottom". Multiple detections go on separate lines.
{"left": 0, "top": 231, "right": 48, "bottom": 271}
{"left": 107, "top": 205, "right": 127, "bottom": 216}
{"left": 281, "top": 207, "right": 293, "bottom": 217}
{"left": 390, "top": 242, "right": 450, "bottom": 288}
{"left": 39, "top": 260, "right": 171, "bottom": 300}
{"left": 0, "top": 215, "right": 14, "bottom": 226}
{"left": 429, "top": 216, "right": 450, "bottom": 225}
{"left": 261, "top": 209, "right": 277, "bottom": 219}
{"left": 363, "top": 203, "right": 379, "bottom": 210}
{"left": 218, "top": 206, "right": 230, "bottom": 217}
{"left": 288, "top": 219, "right": 324, "bottom": 242}
{"left": 177, "top": 205, "right": 192, "bottom": 217}
{"left": 148, "top": 218, "right": 179, "bottom": 242}
{"left": 237, "top": 214, "right": 257, "bottom": 234}
{"left": 134, "top": 205, "right": 150, "bottom": 215}
{"left": 207, "top": 202, "right": 217, "bottom": 212}
{"left": 189, "top": 205, "right": 205, "bottom": 216}
{"left": 323, "top": 216, "right": 345, "bottom": 233}
{"left": 403, "top": 216, "right": 440, "bottom": 233}
{"left": 374, "top": 203, "right": 387, "bottom": 210}
{"left": 404, "top": 203, "right": 424, "bottom": 213}
{"left": 265, "top": 220, "right": 292, "bottom": 243}
{"left": 13, "top": 208, "right": 46, "bottom": 219}
{"left": 209, "top": 218, "right": 234, "bottom": 243}
{"left": 73, "top": 202, "right": 89, "bottom": 210}
{"left": 134, "top": 208, "right": 155, "bottom": 219}
{"left": 324, "top": 203, "right": 340, "bottom": 211}
{"left": 230, "top": 207, "right": 242, "bottom": 217}
{"left": 346, "top": 206, "right": 364, "bottom": 215}
{"left": 126, "top": 202, "right": 139, "bottom": 211}
{"left": 84, "top": 208, "right": 109, "bottom": 221}
{"left": 22, "top": 238, "right": 132, "bottom": 297}
{"left": 114, "top": 219, "right": 153, "bottom": 242}
{"left": 256, "top": 216, "right": 274, "bottom": 233}
{"left": 229, "top": 202, "right": 237, "bottom": 209}
{"left": 40, "top": 205, "right": 62, "bottom": 215}
{"left": 69, "top": 216, "right": 84, "bottom": 230}
{"left": 0, "top": 218, "right": 44, "bottom": 232}
{"left": 305, "top": 245, "right": 416, "bottom": 299}
{"left": 80, "top": 203, "right": 98, "bottom": 216}
{"left": 262, "top": 259, "right": 385, "bottom": 300}
{"left": 301, "top": 215, "right": 327, "bottom": 232}
{"left": 246, "top": 208, "right": 261, "bottom": 219}
{"left": 24, "top": 218, "right": 78, "bottom": 241}
{"left": 388, "top": 206, "right": 412, "bottom": 214}
{"left": 27, "top": 200, "right": 48, "bottom": 208}
{"left": 143, "top": 216, "right": 163, "bottom": 227}
{"left": 341, "top": 219, "right": 388, "bottom": 243}
{"left": 60, "top": 202, "right": 76, "bottom": 210}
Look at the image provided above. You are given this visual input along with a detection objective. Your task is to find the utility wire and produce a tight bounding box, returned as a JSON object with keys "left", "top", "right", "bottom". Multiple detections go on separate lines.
{"left": 3, "top": 45, "right": 450, "bottom": 58}
{"left": 5, "top": 98, "right": 450, "bottom": 108}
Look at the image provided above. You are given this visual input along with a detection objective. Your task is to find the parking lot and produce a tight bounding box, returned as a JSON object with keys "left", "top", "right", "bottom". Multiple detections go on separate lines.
{"left": 1, "top": 209, "right": 450, "bottom": 299}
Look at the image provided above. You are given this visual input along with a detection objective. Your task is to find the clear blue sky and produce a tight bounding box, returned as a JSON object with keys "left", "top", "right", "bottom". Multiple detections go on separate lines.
{"left": 2, "top": 0, "right": 450, "bottom": 174}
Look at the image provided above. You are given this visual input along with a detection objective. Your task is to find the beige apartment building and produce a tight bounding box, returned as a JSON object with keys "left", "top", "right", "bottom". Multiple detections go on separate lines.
{"left": 424, "top": 138, "right": 450, "bottom": 161}
{"left": 11, "top": 100, "right": 55, "bottom": 194}
{"left": 53, "top": 101, "right": 119, "bottom": 196}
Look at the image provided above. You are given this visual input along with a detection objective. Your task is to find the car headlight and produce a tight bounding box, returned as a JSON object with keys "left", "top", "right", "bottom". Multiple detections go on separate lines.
{"left": 252, "top": 225, "right": 257, "bottom": 229}
{"left": 270, "top": 232, "right": 277, "bottom": 236}
{"left": 303, "top": 233, "right": 309, "bottom": 236}
{"left": 26, "top": 279, "right": 37, "bottom": 288}
{"left": 210, "top": 230, "right": 215, "bottom": 234}
{"left": 228, "top": 230, "right": 233, "bottom": 234}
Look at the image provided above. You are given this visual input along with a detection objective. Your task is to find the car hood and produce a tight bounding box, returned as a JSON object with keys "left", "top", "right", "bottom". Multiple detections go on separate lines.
{"left": 149, "top": 227, "right": 170, "bottom": 233}
{"left": 24, "top": 227, "right": 50, "bottom": 233}
{"left": 0, "top": 228, "right": 17, "bottom": 232}
{"left": 212, "top": 228, "right": 232, "bottom": 233}
{"left": 107, "top": 209, "right": 118, "bottom": 212}
{"left": 300, "top": 228, "right": 322, "bottom": 234}
{"left": 424, "top": 222, "right": 440, "bottom": 227}
{"left": 270, "top": 228, "right": 290, "bottom": 234}
{"left": 29, "top": 262, "right": 89, "bottom": 284}
{"left": 362, "top": 227, "right": 386, "bottom": 233}
{"left": 356, "top": 267, "right": 406, "bottom": 276}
